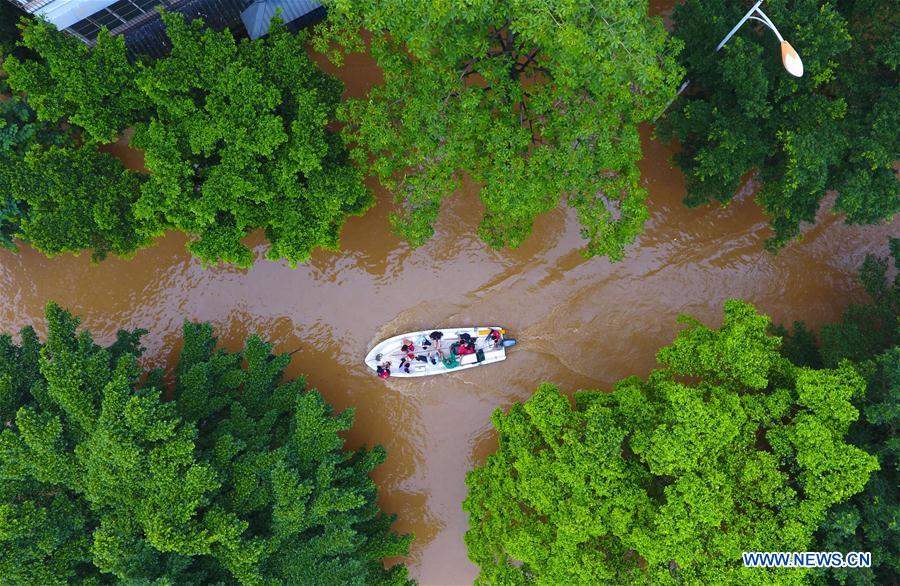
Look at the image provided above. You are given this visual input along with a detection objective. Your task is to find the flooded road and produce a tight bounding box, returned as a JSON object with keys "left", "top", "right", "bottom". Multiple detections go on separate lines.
{"left": 1, "top": 11, "right": 898, "bottom": 586}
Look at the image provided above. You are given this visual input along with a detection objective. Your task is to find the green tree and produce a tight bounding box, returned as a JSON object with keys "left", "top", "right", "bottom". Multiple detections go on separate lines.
{"left": 316, "top": 0, "right": 683, "bottom": 259}
{"left": 1, "top": 21, "right": 150, "bottom": 260}
{"left": 0, "top": 96, "right": 72, "bottom": 251}
{"left": 4, "top": 18, "right": 146, "bottom": 143}
{"left": 464, "top": 300, "right": 878, "bottom": 584}
{"left": 0, "top": 304, "right": 412, "bottom": 585}
{"left": 0, "top": 2, "right": 26, "bottom": 57}
{"left": 774, "top": 240, "right": 898, "bottom": 585}
{"left": 659, "top": 0, "right": 898, "bottom": 251}
{"left": 818, "top": 238, "right": 899, "bottom": 367}
{"left": 3, "top": 14, "right": 370, "bottom": 268}
{"left": 131, "top": 12, "right": 370, "bottom": 267}
{"left": 8, "top": 144, "right": 160, "bottom": 261}
{"left": 814, "top": 348, "right": 898, "bottom": 586}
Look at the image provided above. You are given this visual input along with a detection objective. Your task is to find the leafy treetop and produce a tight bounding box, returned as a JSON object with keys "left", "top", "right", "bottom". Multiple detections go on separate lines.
{"left": 0, "top": 304, "right": 412, "bottom": 585}
{"left": 316, "top": 0, "right": 683, "bottom": 260}
{"left": 0, "top": 96, "right": 71, "bottom": 251}
{"left": 4, "top": 18, "right": 146, "bottom": 143}
{"left": 773, "top": 239, "right": 898, "bottom": 585}
{"left": 3, "top": 13, "right": 371, "bottom": 268}
{"left": 464, "top": 300, "right": 878, "bottom": 584}
{"left": 659, "top": 0, "right": 898, "bottom": 251}
{"left": 132, "top": 13, "right": 371, "bottom": 267}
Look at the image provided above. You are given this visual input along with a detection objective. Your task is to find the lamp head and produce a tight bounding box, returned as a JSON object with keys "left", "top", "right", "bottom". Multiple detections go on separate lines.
{"left": 781, "top": 41, "right": 803, "bottom": 77}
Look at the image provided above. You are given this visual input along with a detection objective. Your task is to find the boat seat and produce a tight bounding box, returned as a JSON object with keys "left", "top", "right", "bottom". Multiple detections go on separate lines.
{"left": 459, "top": 354, "right": 479, "bottom": 366}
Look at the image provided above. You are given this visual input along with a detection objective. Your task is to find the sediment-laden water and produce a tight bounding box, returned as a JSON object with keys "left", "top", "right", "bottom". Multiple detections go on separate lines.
{"left": 1, "top": 5, "right": 897, "bottom": 583}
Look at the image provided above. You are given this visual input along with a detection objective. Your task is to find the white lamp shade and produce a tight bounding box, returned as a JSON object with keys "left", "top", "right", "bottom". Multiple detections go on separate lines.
{"left": 781, "top": 41, "right": 804, "bottom": 77}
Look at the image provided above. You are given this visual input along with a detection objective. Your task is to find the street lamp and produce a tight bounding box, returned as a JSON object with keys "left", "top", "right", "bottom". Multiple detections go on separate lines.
{"left": 658, "top": 0, "right": 803, "bottom": 118}
{"left": 717, "top": 0, "right": 803, "bottom": 77}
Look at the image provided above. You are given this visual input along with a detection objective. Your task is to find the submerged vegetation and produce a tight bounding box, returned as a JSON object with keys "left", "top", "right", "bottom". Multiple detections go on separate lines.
{"left": 660, "top": 0, "right": 899, "bottom": 251}
{"left": 774, "top": 239, "right": 898, "bottom": 585}
{"left": 4, "top": 14, "right": 369, "bottom": 267}
{"left": 0, "top": 2, "right": 896, "bottom": 584}
{"left": 464, "top": 300, "right": 881, "bottom": 583}
{"left": 0, "top": 304, "right": 411, "bottom": 584}
{"left": 316, "top": 0, "right": 682, "bottom": 259}
{"left": 0, "top": 0, "right": 895, "bottom": 265}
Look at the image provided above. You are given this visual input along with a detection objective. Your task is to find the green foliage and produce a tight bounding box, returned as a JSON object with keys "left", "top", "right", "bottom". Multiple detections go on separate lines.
{"left": 464, "top": 300, "right": 877, "bottom": 584}
{"left": 0, "top": 89, "right": 150, "bottom": 261}
{"left": 659, "top": 0, "right": 899, "bottom": 251}
{"left": 769, "top": 320, "right": 823, "bottom": 369}
{"left": 0, "top": 96, "right": 72, "bottom": 251}
{"left": 814, "top": 348, "right": 899, "bottom": 586}
{"left": 129, "top": 12, "right": 370, "bottom": 268}
{"left": 0, "top": 2, "right": 26, "bottom": 56}
{"left": 0, "top": 19, "right": 157, "bottom": 261}
{"left": 4, "top": 18, "right": 146, "bottom": 143}
{"left": 818, "top": 239, "right": 899, "bottom": 367}
{"left": 3, "top": 14, "right": 369, "bottom": 268}
{"left": 316, "top": 0, "right": 683, "bottom": 260}
{"left": 775, "top": 240, "right": 898, "bottom": 585}
{"left": 9, "top": 144, "right": 161, "bottom": 261}
{"left": 0, "top": 304, "right": 412, "bottom": 584}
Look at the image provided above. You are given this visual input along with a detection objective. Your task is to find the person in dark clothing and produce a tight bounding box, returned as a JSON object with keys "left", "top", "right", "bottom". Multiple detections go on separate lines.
{"left": 398, "top": 338, "right": 415, "bottom": 373}
{"left": 425, "top": 331, "right": 444, "bottom": 364}
{"left": 377, "top": 361, "right": 391, "bottom": 379}
{"left": 457, "top": 338, "right": 476, "bottom": 355}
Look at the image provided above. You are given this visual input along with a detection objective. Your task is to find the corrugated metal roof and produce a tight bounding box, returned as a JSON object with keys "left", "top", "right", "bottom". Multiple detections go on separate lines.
{"left": 121, "top": 0, "right": 250, "bottom": 59}
{"left": 34, "top": 0, "right": 119, "bottom": 29}
{"left": 119, "top": 0, "right": 324, "bottom": 60}
{"left": 241, "top": 0, "right": 323, "bottom": 40}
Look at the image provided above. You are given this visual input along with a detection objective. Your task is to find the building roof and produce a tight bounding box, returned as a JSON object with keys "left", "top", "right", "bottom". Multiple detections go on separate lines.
{"left": 31, "top": 0, "right": 119, "bottom": 30}
{"left": 241, "top": 0, "right": 322, "bottom": 40}
{"left": 117, "top": 0, "right": 325, "bottom": 59}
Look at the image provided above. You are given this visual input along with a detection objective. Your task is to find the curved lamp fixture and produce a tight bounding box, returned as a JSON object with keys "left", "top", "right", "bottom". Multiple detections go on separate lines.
{"left": 657, "top": 0, "right": 803, "bottom": 119}
{"left": 716, "top": 0, "right": 804, "bottom": 77}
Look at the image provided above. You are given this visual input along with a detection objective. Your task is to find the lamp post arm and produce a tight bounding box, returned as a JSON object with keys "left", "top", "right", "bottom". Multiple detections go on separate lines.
{"left": 653, "top": 0, "right": 801, "bottom": 120}
{"left": 750, "top": 9, "right": 785, "bottom": 42}
{"left": 716, "top": 0, "right": 766, "bottom": 51}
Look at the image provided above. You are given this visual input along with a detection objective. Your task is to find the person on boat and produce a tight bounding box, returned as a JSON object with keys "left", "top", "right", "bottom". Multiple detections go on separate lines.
{"left": 422, "top": 331, "right": 444, "bottom": 364}
{"left": 377, "top": 361, "right": 391, "bottom": 379}
{"left": 488, "top": 329, "right": 502, "bottom": 348}
{"left": 398, "top": 338, "right": 415, "bottom": 373}
{"left": 457, "top": 338, "right": 476, "bottom": 355}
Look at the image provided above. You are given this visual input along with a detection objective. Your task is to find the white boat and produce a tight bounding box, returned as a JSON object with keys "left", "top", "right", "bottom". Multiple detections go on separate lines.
{"left": 365, "top": 327, "right": 516, "bottom": 378}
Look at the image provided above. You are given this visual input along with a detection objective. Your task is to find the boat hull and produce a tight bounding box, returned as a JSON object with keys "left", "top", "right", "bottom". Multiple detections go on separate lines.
{"left": 365, "top": 327, "right": 507, "bottom": 378}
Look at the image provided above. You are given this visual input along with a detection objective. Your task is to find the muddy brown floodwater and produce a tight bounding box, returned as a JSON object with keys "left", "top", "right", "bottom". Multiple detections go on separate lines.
{"left": 1, "top": 11, "right": 898, "bottom": 586}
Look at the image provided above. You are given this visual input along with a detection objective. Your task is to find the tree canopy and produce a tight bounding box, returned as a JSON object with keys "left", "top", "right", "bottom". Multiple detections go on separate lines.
{"left": 0, "top": 91, "right": 156, "bottom": 260}
{"left": 659, "top": 0, "right": 899, "bottom": 251}
{"left": 4, "top": 18, "right": 146, "bottom": 144}
{"left": 464, "top": 300, "right": 878, "bottom": 584}
{"left": 0, "top": 304, "right": 412, "bottom": 585}
{"left": 316, "top": 0, "right": 683, "bottom": 259}
{"left": 132, "top": 13, "right": 371, "bottom": 267}
{"left": 815, "top": 348, "right": 899, "bottom": 586}
{"left": 3, "top": 13, "right": 371, "bottom": 268}
{"left": 774, "top": 239, "right": 898, "bottom": 585}
{"left": 0, "top": 96, "right": 69, "bottom": 251}
{"left": 0, "top": 2, "right": 26, "bottom": 57}
{"left": 12, "top": 143, "right": 160, "bottom": 261}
